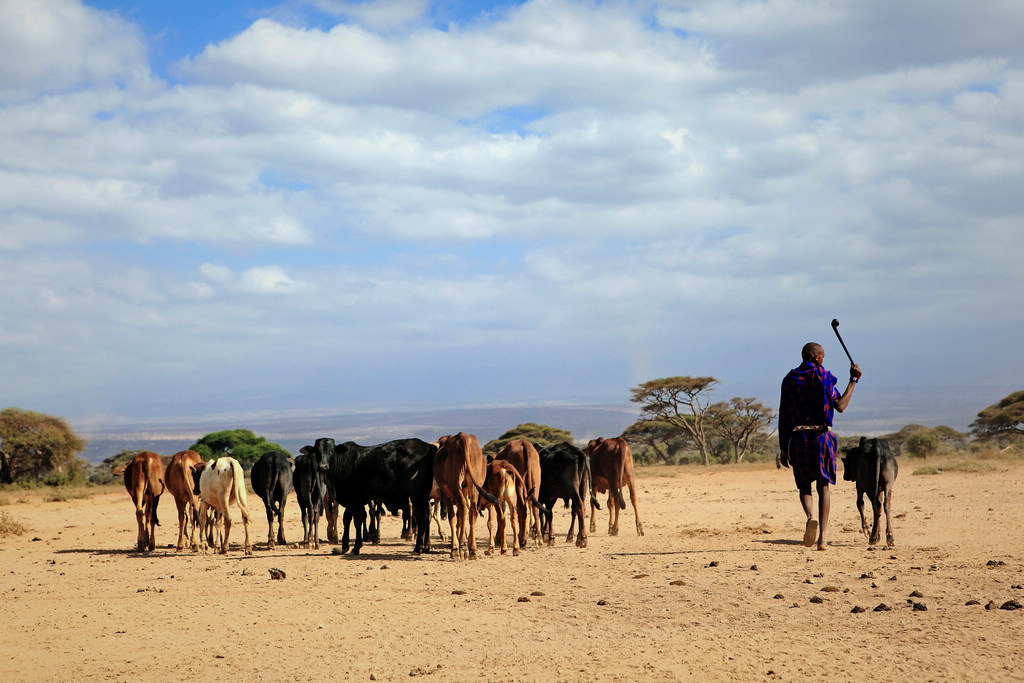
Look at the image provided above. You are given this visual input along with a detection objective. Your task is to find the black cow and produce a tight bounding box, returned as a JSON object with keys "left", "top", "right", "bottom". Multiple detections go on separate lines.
{"left": 536, "top": 442, "right": 600, "bottom": 548}
{"left": 293, "top": 449, "right": 328, "bottom": 549}
{"left": 841, "top": 437, "right": 898, "bottom": 547}
{"left": 324, "top": 438, "right": 437, "bottom": 556}
{"left": 250, "top": 450, "right": 293, "bottom": 548}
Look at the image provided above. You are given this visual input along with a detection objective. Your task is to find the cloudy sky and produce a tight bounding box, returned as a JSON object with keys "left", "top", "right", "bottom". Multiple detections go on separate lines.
{"left": 2, "top": 0, "right": 1022, "bottom": 435}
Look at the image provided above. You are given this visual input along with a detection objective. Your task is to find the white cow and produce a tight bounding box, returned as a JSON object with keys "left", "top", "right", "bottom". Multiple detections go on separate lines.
{"left": 193, "top": 457, "right": 252, "bottom": 555}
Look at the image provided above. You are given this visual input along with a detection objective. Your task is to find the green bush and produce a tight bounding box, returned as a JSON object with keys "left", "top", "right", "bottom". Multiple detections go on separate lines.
{"left": 905, "top": 431, "right": 940, "bottom": 458}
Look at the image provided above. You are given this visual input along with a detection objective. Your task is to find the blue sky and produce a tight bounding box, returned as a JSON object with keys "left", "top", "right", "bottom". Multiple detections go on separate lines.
{"left": 2, "top": 0, "right": 1023, "bottom": 437}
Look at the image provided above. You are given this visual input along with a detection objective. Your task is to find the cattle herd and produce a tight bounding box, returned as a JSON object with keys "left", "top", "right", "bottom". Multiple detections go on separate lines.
{"left": 114, "top": 433, "right": 899, "bottom": 556}
{"left": 112, "top": 433, "right": 646, "bottom": 559}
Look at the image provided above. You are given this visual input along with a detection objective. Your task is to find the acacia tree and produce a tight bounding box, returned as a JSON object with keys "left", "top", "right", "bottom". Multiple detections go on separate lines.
{"left": 970, "top": 391, "right": 1024, "bottom": 444}
{"left": 188, "top": 429, "right": 287, "bottom": 470}
{"left": 0, "top": 408, "right": 88, "bottom": 484}
{"left": 482, "top": 423, "right": 573, "bottom": 455}
{"left": 630, "top": 376, "right": 718, "bottom": 465}
{"left": 622, "top": 419, "right": 691, "bottom": 464}
{"left": 706, "top": 397, "right": 776, "bottom": 463}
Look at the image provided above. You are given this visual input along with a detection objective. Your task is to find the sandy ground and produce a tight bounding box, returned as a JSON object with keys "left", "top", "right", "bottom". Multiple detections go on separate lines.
{"left": 1, "top": 459, "right": 1023, "bottom": 682}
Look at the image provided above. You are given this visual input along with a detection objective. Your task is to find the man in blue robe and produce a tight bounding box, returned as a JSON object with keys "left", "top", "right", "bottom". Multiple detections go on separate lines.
{"left": 779, "top": 342, "right": 861, "bottom": 550}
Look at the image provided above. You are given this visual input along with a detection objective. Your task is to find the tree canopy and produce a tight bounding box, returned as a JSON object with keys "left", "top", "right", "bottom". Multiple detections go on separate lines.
{"left": 706, "top": 397, "right": 775, "bottom": 463}
{"left": 622, "top": 418, "right": 691, "bottom": 464}
{"left": 630, "top": 376, "right": 718, "bottom": 465}
{"left": 482, "top": 423, "right": 573, "bottom": 454}
{"left": 0, "top": 408, "right": 88, "bottom": 484}
{"left": 188, "top": 429, "right": 287, "bottom": 470}
{"left": 970, "top": 391, "right": 1024, "bottom": 443}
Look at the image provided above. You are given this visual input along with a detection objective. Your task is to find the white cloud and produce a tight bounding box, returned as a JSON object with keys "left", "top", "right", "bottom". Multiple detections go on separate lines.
{"left": 198, "top": 263, "right": 314, "bottom": 295}
{"left": 0, "top": 0, "right": 149, "bottom": 100}
{"left": 1, "top": 0, "right": 1022, "bottom": 427}
{"left": 308, "top": 0, "right": 430, "bottom": 32}
{"left": 238, "top": 266, "right": 313, "bottom": 295}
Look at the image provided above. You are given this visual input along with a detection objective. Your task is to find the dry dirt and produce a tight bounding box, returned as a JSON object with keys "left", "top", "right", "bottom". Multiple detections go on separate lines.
{"left": 2, "top": 460, "right": 1023, "bottom": 681}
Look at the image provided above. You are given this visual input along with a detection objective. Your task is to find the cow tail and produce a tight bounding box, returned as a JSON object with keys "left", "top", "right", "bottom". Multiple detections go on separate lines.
{"left": 148, "top": 463, "right": 163, "bottom": 527}
{"left": 583, "top": 452, "right": 601, "bottom": 511}
{"left": 874, "top": 444, "right": 883, "bottom": 502}
{"left": 615, "top": 487, "right": 626, "bottom": 510}
{"left": 264, "top": 478, "right": 279, "bottom": 515}
{"left": 510, "top": 466, "right": 548, "bottom": 514}
{"left": 467, "top": 466, "right": 500, "bottom": 506}
{"left": 232, "top": 460, "right": 248, "bottom": 509}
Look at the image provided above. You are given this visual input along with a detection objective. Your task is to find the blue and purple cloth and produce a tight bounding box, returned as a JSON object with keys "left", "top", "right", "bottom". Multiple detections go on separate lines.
{"left": 779, "top": 361, "right": 840, "bottom": 489}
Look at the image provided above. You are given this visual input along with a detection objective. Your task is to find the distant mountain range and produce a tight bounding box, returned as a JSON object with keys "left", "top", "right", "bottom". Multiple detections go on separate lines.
{"left": 77, "top": 402, "right": 641, "bottom": 465}
{"left": 77, "top": 387, "right": 991, "bottom": 465}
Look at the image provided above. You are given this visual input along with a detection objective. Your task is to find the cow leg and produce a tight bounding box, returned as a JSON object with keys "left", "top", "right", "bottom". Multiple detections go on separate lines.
{"left": 197, "top": 501, "right": 209, "bottom": 554}
{"left": 497, "top": 501, "right": 508, "bottom": 556}
{"left": 629, "top": 483, "right": 644, "bottom": 536}
{"left": 325, "top": 497, "right": 339, "bottom": 545}
{"left": 456, "top": 499, "right": 469, "bottom": 560}
{"left": 573, "top": 495, "right": 588, "bottom": 548}
{"left": 175, "top": 498, "right": 187, "bottom": 552}
{"left": 238, "top": 501, "right": 253, "bottom": 556}
{"left": 485, "top": 505, "right": 496, "bottom": 556}
{"left": 883, "top": 486, "right": 895, "bottom": 547}
{"left": 565, "top": 504, "right": 576, "bottom": 544}
{"left": 187, "top": 501, "right": 199, "bottom": 552}
{"left": 589, "top": 496, "right": 598, "bottom": 533}
{"left": 869, "top": 494, "right": 883, "bottom": 546}
{"left": 351, "top": 506, "right": 365, "bottom": 555}
{"left": 507, "top": 497, "right": 519, "bottom": 557}
{"left": 311, "top": 505, "right": 320, "bottom": 550}
{"left": 433, "top": 501, "right": 446, "bottom": 543}
{"left": 148, "top": 492, "right": 160, "bottom": 552}
{"left": 401, "top": 503, "right": 413, "bottom": 541}
{"left": 608, "top": 491, "right": 620, "bottom": 536}
{"left": 220, "top": 505, "right": 232, "bottom": 554}
{"left": 277, "top": 497, "right": 287, "bottom": 546}
{"left": 445, "top": 498, "right": 459, "bottom": 559}
{"left": 264, "top": 503, "right": 275, "bottom": 547}
{"left": 542, "top": 503, "right": 555, "bottom": 546}
{"left": 466, "top": 498, "right": 479, "bottom": 561}
{"left": 856, "top": 490, "right": 870, "bottom": 538}
{"left": 340, "top": 506, "right": 351, "bottom": 553}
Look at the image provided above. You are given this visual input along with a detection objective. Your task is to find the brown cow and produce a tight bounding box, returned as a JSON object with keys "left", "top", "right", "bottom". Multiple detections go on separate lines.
{"left": 480, "top": 459, "right": 529, "bottom": 556}
{"left": 494, "top": 438, "right": 542, "bottom": 547}
{"left": 433, "top": 432, "right": 498, "bottom": 560}
{"left": 164, "top": 450, "right": 206, "bottom": 552}
{"left": 112, "top": 451, "right": 165, "bottom": 552}
{"left": 585, "top": 437, "right": 643, "bottom": 536}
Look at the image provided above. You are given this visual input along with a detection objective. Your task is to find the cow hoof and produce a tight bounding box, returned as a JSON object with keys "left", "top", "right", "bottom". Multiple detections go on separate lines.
{"left": 245, "top": 547, "right": 253, "bottom": 556}
{"left": 589, "top": 523, "right": 596, "bottom": 533}
{"left": 609, "top": 528, "right": 619, "bottom": 537}
{"left": 636, "top": 524, "right": 645, "bottom": 536}
{"left": 576, "top": 538, "right": 588, "bottom": 548}
{"left": 512, "top": 548, "right": 519, "bottom": 557}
